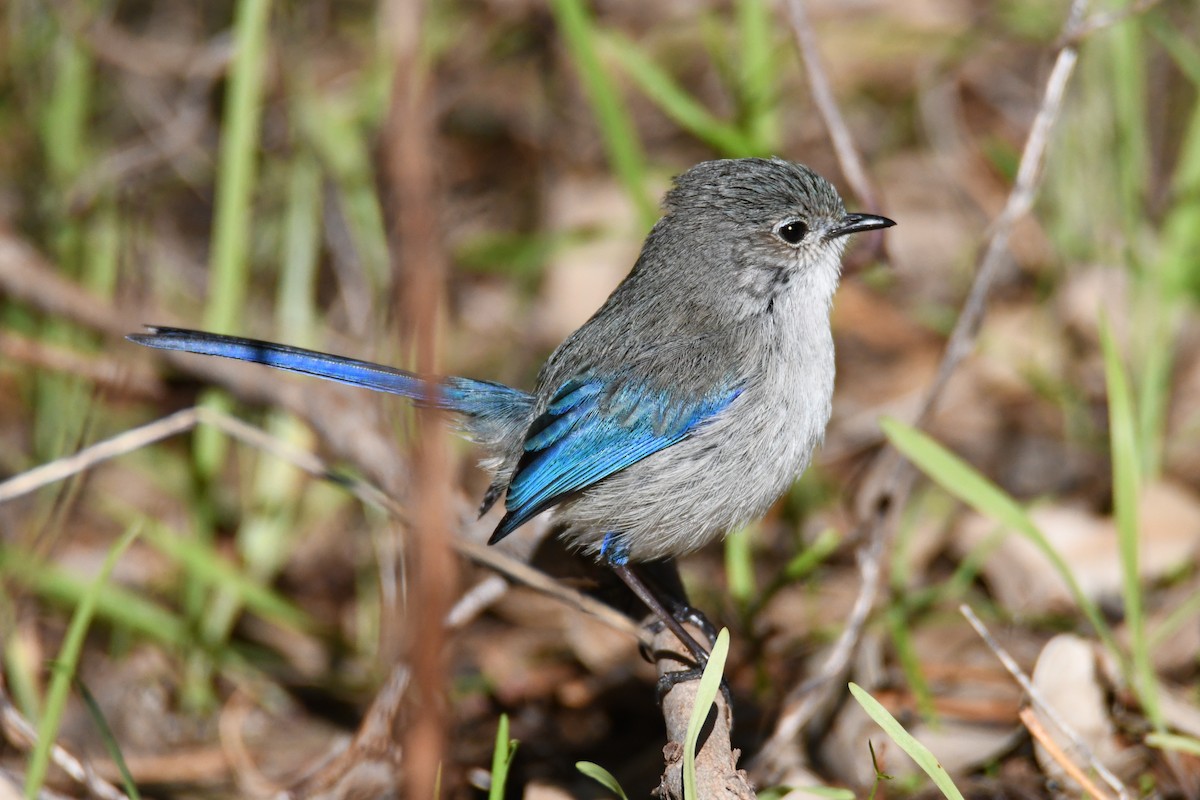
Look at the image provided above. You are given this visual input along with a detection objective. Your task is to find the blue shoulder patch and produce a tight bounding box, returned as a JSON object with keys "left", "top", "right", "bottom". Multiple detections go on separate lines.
{"left": 488, "top": 377, "right": 742, "bottom": 544}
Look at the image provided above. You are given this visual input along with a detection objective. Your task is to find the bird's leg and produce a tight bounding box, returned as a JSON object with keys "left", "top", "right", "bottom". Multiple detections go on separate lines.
{"left": 602, "top": 531, "right": 711, "bottom": 667}
{"left": 603, "top": 534, "right": 732, "bottom": 702}
{"left": 610, "top": 563, "right": 712, "bottom": 669}
{"left": 611, "top": 562, "right": 724, "bottom": 702}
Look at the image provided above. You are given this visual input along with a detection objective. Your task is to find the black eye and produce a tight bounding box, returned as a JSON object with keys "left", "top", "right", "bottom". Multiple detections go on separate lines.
{"left": 776, "top": 220, "right": 808, "bottom": 245}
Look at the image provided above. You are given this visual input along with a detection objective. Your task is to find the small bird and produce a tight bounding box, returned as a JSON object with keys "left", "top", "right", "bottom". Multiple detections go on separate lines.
{"left": 131, "top": 157, "right": 893, "bottom": 670}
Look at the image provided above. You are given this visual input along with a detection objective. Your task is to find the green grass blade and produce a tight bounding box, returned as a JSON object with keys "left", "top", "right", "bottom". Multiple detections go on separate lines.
{"left": 191, "top": 0, "right": 274, "bottom": 701}
{"left": 576, "top": 761, "right": 630, "bottom": 799}
{"left": 77, "top": 680, "right": 141, "bottom": 800}
{"left": 24, "top": 525, "right": 140, "bottom": 798}
{"left": 724, "top": 526, "right": 756, "bottom": 605}
{"left": 1100, "top": 320, "right": 1162, "bottom": 729}
{"left": 140, "top": 522, "right": 314, "bottom": 633}
{"left": 758, "top": 787, "right": 855, "bottom": 800}
{"left": 278, "top": 150, "right": 323, "bottom": 342}
{"left": 488, "top": 714, "right": 519, "bottom": 800}
{"left": 0, "top": 544, "right": 191, "bottom": 649}
{"left": 885, "top": 606, "right": 934, "bottom": 721}
{"left": 204, "top": 0, "right": 272, "bottom": 334}
{"left": 549, "top": 0, "right": 655, "bottom": 226}
{"left": 784, "top": 527, "right": 840, "bottom": 580}
{"left": 1146, "top": 733, "right": 1200, "bottom": 756}
{"left": 684, "top": 627, "right": 729, "bottom": 800}
{"left": 600, "top": 32, "right": 758, "bottom": 156}
{"left": 880, "top": 418, "right": 1121, "bottom": 663}
{"left": 1149, "top": 584, "right": 1200, "bottom": 648}
{"left": 848, "top": 682, "right": 966, "bottom": 800}
{"left": 736, "top": 0, "right": 778, "bottom": 153}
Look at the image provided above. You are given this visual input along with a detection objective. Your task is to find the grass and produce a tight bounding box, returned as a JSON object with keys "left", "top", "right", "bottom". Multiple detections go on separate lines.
{"left": 488, "top": 714, "right": 519, "bottom": 800}
{"left": 849, "top": 682, "right": 966, "bottom": 800}
{"left": 24, "top": 525, "right": 140, "bottom": 799}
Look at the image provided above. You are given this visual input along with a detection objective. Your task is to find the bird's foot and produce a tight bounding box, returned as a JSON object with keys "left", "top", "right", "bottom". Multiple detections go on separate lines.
{"left": 672, "top": 603, "right": 719, "bottom": 648}
{"left": 653, "top": 661, "right": 733, "bottom": 708}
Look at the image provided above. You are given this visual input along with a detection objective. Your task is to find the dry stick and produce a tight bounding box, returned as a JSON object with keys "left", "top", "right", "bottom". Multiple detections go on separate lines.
{"left": 283, "top": 666, "right": 412, "bottom": 800}
{"left": 784, "top": 0, "right": 887, "bottom": 263}
{"left": 652, "top": 624, "right": 754, "bottom": 800}
{"left": 383, "top": 0, "right": 456, "bottom": 795}
{"left": 217, "top": 691, "right": 276, "bottom": 797}
{"left": 0, "top": 234, "right": 133, "bottom": 339}
{"left": 961, "top": 605, "right": 1131, "bottom": 800}
{"left": 0, "top": 407, "right": 200, "bottom": 504}
{"left": 445, "top": 576, "right": 509, "bottom": 630}
{"left": 0, "top": 229, "right": 410, "bottom": 493}
{"left": 1063, "top": 0, "right": 1161, "bottom": 45}
{"left": 1020, "top": 709, "right": 1116, "bottom": 800}
{"left": 0, "top": 332, "right": 164, "bottom": 400}
{"left": 756, "top": 0, "right": 1092, "bottom": 776}
{"left": 0, "top": 406, "right": 650, "bottom": 646}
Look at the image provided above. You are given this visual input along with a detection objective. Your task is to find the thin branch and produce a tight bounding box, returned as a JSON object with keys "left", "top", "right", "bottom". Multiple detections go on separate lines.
{"left": 784, "top": 0, "right": 881, "bottom": 213}
{"left": 961, "top": 605, "right": 1131, "bottom": 800}
{"left": 0, "top": 407, "right": 200, "bottom": 504}
{"left": 1062, "top": 0, "right": 1162, "bottom": 46}
{"left": 911, "top": 0, "right": 1087, "bottom": 432}
{"left": 1020, "top": 709, "right": 1116, "bottom": 800}
{"left": 756, "top": 1, "right": 1094, "bottom": 779}
{"left": 0, "top": 405, "right": 651, "bottom": 646}
{"left": 784, "top": 0, "right": 888, "bottom": 265}
{"left": 652, "top": 624, "right": 754, "bottom": 800}
{"left": 382, "top": 0, "right": 455, "bottom": 794}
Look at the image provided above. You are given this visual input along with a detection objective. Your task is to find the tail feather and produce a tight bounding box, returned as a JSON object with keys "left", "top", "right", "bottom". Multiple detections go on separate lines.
{"left": 128, "top": 326, "right": 533, "bottom": 422}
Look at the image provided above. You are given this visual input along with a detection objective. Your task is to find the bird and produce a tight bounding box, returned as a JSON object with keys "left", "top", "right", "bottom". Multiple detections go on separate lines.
{"left": 130, "top": 157, "right": 894, "bottom": 673}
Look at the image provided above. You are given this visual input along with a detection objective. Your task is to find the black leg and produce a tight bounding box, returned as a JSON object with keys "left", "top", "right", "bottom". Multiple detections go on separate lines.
{"left": 610, "top": 563, "right": 712, "bottom": 667}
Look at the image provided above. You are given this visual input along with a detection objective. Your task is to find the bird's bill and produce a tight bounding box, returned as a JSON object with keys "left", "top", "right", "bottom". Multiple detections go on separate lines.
{"left": 827, "top": 212, "right": 896, "bottom": 239}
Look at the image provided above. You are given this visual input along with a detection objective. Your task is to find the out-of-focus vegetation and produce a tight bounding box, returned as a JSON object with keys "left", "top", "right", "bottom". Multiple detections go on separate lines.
{"left": 1, "top": 0, "right": 1200, "bottom": 797}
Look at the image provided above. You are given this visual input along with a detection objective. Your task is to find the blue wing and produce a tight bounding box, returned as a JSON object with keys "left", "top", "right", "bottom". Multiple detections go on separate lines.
{"left": 128, "top": 326, "right": 532, "bottom": 422}
{"left": 489, "top": 376, "right": 742, "bottom": 543}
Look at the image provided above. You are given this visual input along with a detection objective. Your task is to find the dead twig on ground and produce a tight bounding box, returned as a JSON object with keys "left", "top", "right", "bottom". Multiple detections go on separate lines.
{"left": 961, "top": 605, "right": 1131, "bottom": 800}
{"left": 755, "top": 0, "right": 1098, "bottom": 781}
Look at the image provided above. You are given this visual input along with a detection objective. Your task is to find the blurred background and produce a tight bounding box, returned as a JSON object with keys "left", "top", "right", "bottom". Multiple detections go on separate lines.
{"left": 1, "top": 0, "right": 1199, "bottom": 797}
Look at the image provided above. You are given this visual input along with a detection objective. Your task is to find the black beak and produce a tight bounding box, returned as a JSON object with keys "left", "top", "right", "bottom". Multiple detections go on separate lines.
{"left": 827, "top": 212, "right": 896, "bottom": 240}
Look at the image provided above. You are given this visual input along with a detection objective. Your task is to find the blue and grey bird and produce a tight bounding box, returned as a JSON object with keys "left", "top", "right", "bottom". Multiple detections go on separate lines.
{"left": 130, "top": 157, "right": 893, "bottom": 665}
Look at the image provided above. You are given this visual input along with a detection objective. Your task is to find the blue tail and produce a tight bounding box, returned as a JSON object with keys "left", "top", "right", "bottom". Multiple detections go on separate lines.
{"left": 128, "top": 327, "right": 533, "bottom": 425}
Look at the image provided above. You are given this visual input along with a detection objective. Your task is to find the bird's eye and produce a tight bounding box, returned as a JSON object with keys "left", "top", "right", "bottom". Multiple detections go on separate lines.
{"left": 775, "top": 220, "right": 808, "bottom": 245}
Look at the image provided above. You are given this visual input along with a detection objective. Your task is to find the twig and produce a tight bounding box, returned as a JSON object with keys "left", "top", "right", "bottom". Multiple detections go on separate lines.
{"left": 911, "top": 0, "right": 1087, "bottom": 432}
{"left": 219, "top": 691, "right": 278, "bottom": 797}
{"left": 1020, "top": 709, "right": 1116, "bottom": 800}
{"left": 784, "top": 0, "right": 881, "bottom": 212}
{"left": 756, "top": 0, "right": 1097, "bottom": 779}
{"left": 445, "top": 576, "right": 509, "bottom": 630}
{"left": 784, "top": 0, "right": 888, "bottom": 262}
{"left": 1062, "top": 0, "right": 1162, "bottom": 46}
{"left": 0, "top": 407, "right": 200, "bottom": 504}
{"left": 282, "top": 665, "right": 411, "bottom": 800}
{"left": 652, "top": 624, "right": 754, "bottom": 800}
{"left": 0, "top": 405, "right": 649, "bottom": 646}
{"left": 0, "top": 332, "right": 164, "bottom": 400}
{"left": 0, "top": 234, "right": 133, "bottom": 339}
{"left": 961, "top": 605, "right": 1130, "bottom": 800}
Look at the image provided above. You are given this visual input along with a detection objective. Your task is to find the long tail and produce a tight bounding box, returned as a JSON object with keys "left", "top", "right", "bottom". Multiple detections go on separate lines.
{"left": 128, "top": 326, "right": 533, "bottom": 425}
